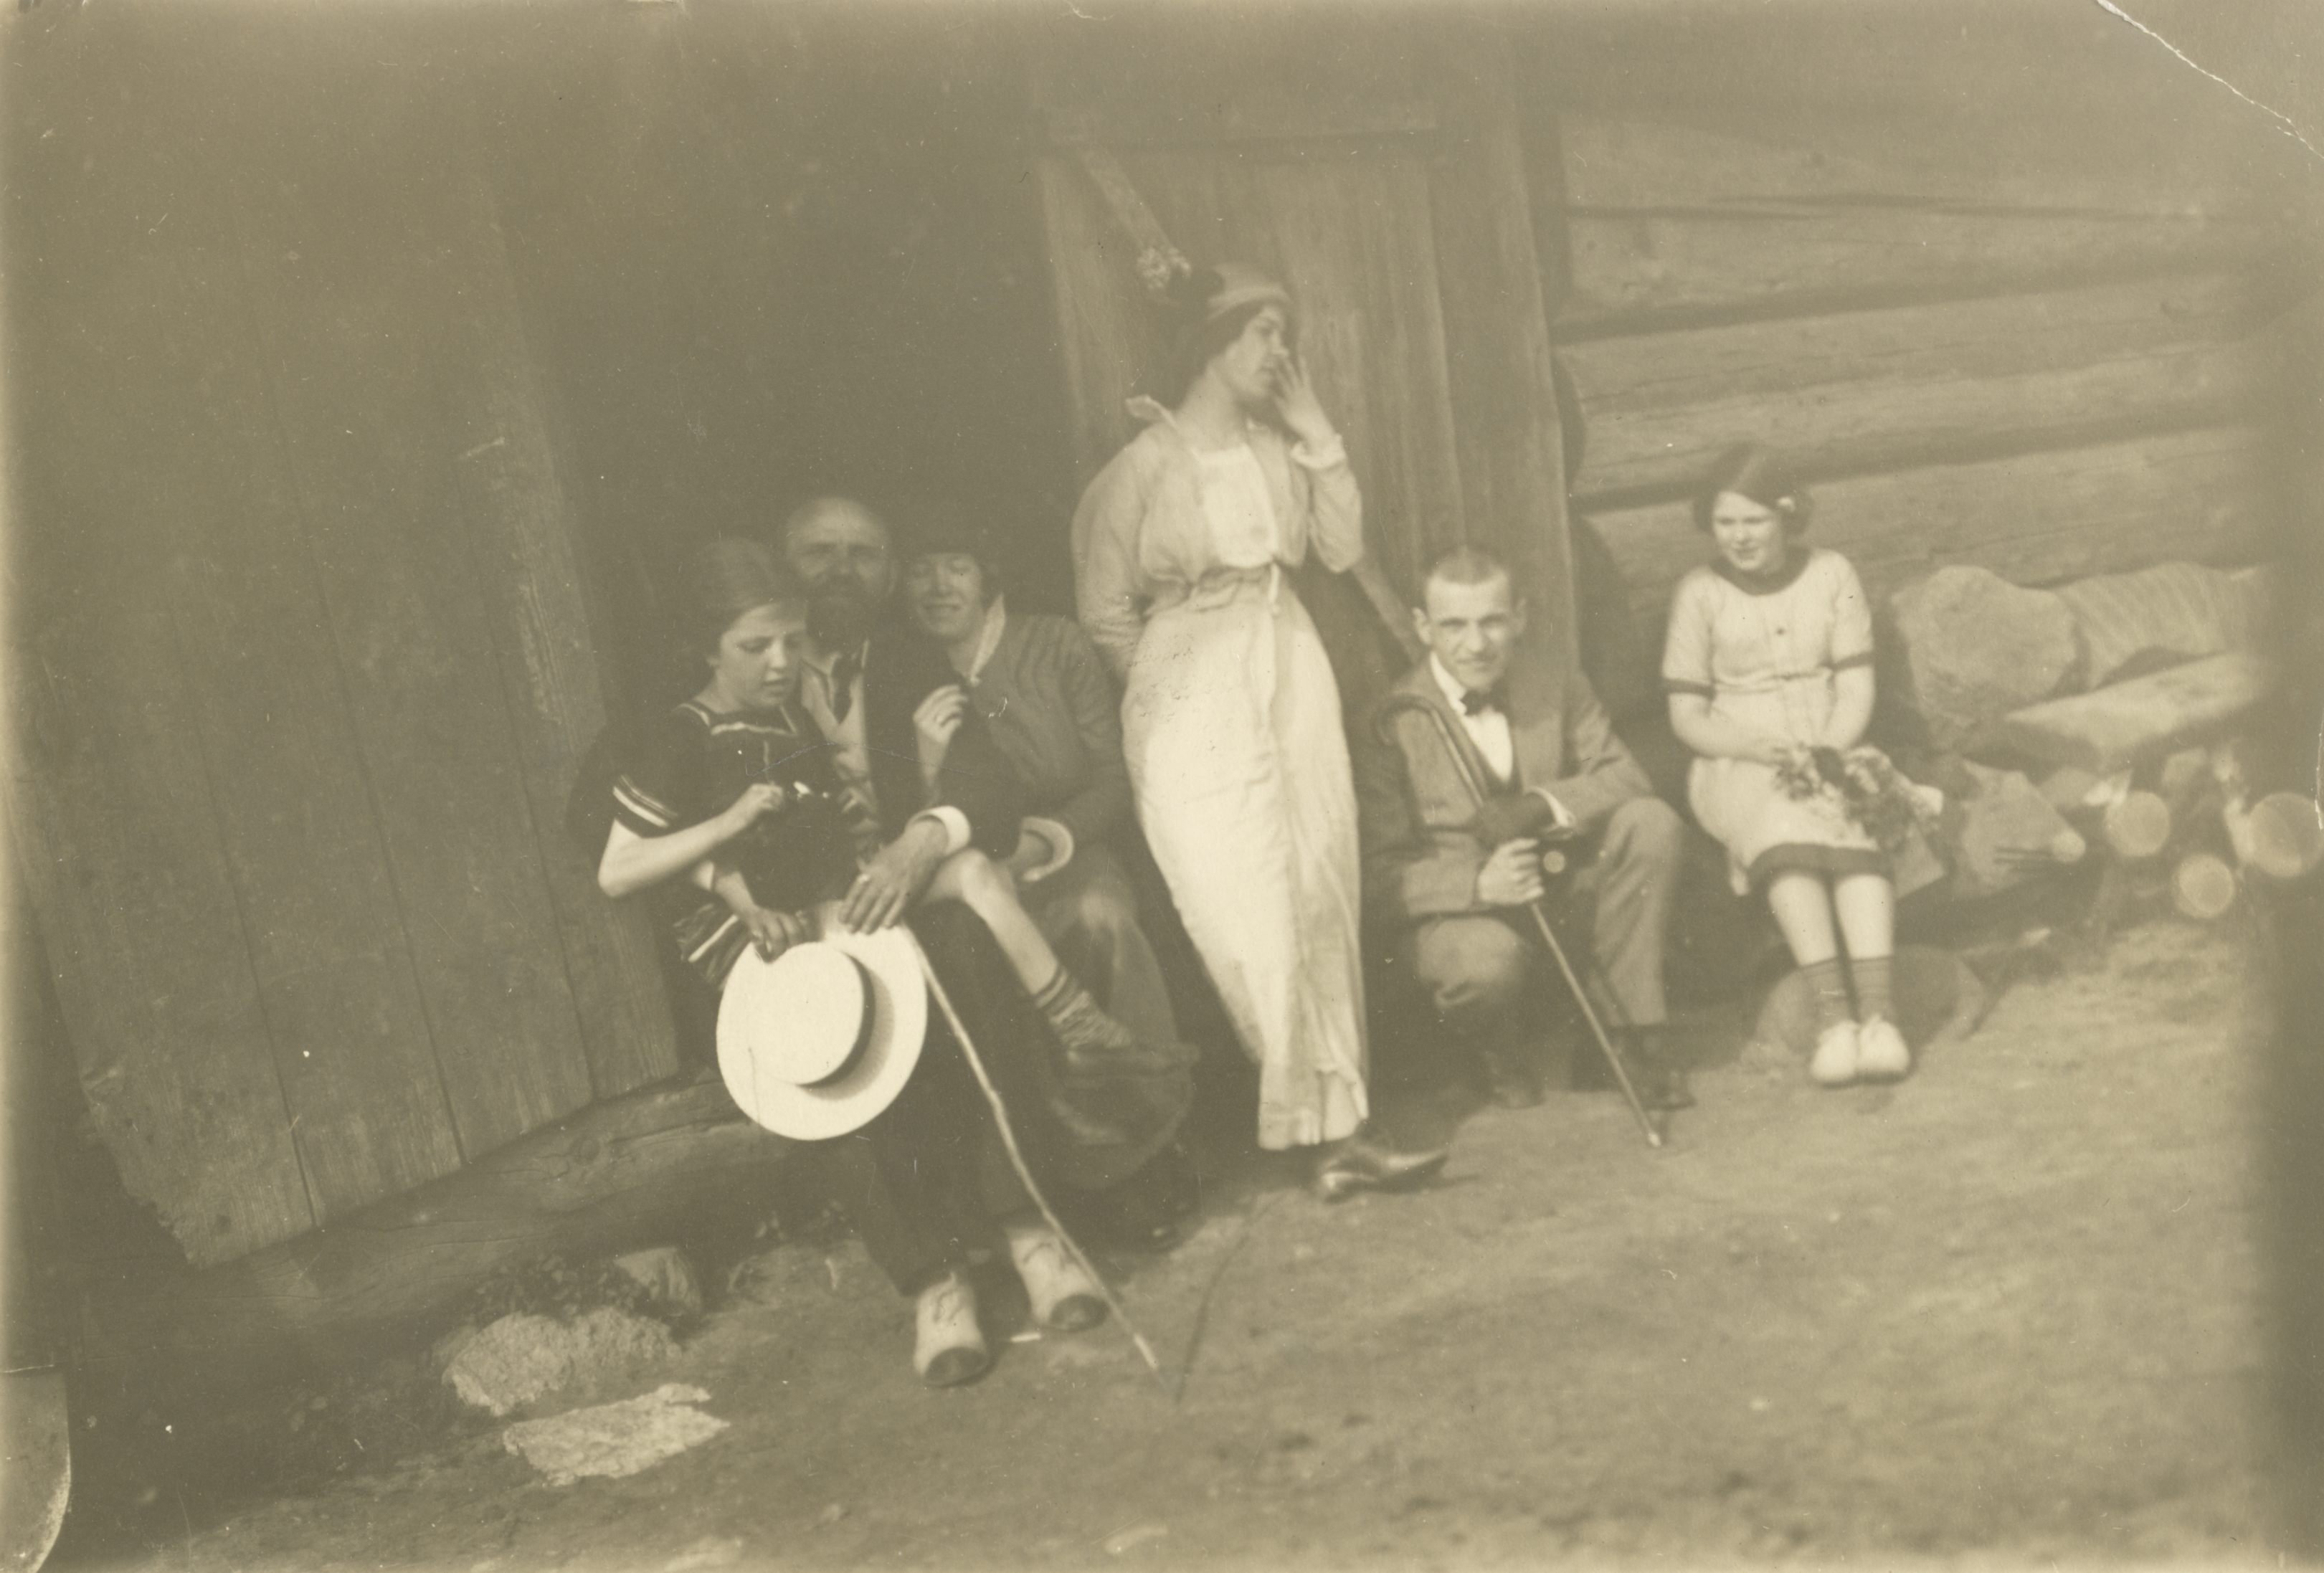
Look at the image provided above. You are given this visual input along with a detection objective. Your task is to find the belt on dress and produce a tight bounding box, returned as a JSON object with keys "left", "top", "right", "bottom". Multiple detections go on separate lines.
{"left": 1147, "top": 562, "right": 1286, "bottom": 617}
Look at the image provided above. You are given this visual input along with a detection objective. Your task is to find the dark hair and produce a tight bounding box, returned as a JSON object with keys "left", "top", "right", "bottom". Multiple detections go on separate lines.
{"left": 676, "top": 538, "right": 802, "bottom": 661}
{"left": 1159, "top": 267, "right": 1298, "bottom": 404}
{"left": 900, "top": 513, "right": 1006, "bottom": 602}
{"left": 1421, "top": 543, "right": 1516, "bottom": 602}
{"left": 1692, "top": 444, "right": 1811, "bottom": 534}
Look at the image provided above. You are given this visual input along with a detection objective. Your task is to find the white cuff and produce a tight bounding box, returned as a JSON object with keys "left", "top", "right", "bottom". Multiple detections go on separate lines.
{"left": 1289, "top": 432, "right": 1347, "bottom": 470}
{"left": 912, "top": 805, "right": 972, "bottom": 856}
{"left": 1529, "top": 788, "right": 1576, "bottom": 832}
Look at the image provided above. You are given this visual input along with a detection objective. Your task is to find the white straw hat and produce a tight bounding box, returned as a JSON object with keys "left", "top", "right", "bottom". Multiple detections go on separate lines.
{"left": 716, "top": 904, "right": 928, "bottom": 1141}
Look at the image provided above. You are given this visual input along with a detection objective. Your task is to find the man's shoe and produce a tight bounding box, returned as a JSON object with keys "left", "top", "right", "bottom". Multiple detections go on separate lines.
{"left": 1312, "top": 1132, "right": 1451, "bottom": 1203}
{"left": 1626, "top": 1030, "right": 1694, "bottom": 1112}
{"left": 913, "top": 1271, "right": 991, "bottom": 1387}
{"left": 1854, "top": 1015, "right": 1911, "bottom": 1083}
{"left": 1479, "top": 1049, "right": 1546, "bottom": 1110}
{"left": 1810, "top": 1020, "right": 1860, "bottom": 1088}
{"left": 1004, "top": 1223, "right": 1108, "bottom": 1333}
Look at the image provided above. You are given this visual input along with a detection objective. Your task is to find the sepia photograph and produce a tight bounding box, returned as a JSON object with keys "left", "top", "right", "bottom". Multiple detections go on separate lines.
{"left": 3, "top": 1, "right": 2321, "bottom": 1568}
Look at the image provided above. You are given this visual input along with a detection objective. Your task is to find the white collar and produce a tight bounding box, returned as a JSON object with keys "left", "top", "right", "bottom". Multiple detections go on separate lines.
{"left": 1126, "top": 394, "right": 1256, "bottom": 455}
{"left": 963, "top": 597, "right": 1009, "bottom": 683}
{"left": 1429, "top": 652, "right": 1477, "bottom": 712}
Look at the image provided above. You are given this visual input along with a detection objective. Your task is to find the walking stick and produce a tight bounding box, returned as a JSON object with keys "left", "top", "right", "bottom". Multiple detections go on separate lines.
{"left": 1374, "top": 695, "right": 1665, "bottom": 1149}
{"left": 910, "top": 941, "right": 1180, "bottom": 1397}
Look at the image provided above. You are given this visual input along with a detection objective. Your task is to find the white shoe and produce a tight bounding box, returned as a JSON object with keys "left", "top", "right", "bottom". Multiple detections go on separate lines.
{"left": 913, "top": 1271, "right": 990, "bottom": 1387}
{"left": 1810, "top": 1020, "right": 1859, "bottom": 1087}
{"left": 1855, "top": 1015, "right": 1911, "bottom": 1082}
{"left": 1005, "top": 1224, "right": 1107, "bottom": 1334}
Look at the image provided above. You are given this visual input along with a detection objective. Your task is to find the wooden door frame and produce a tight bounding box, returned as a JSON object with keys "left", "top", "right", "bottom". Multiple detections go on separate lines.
{"left": 1022, "top": 15, "right": 1580, "bottom": 670}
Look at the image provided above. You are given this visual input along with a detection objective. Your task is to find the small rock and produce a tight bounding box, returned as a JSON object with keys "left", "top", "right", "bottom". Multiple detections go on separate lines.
{"left": 615, "top": 1247, "right": 704, "bottom": 1318}
{"left": 445, "top": 1308, "right": 678, "bottom": 1417}
{"left": 815, "top": 1503, "right": 848, "bottom": 1527}
{"left": 502, "top": 1384, "right": 726, "bottom": 1488}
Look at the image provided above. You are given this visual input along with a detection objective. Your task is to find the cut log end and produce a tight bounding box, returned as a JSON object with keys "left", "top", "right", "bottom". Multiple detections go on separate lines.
{"left": 2171, "top": 851, "right": 2239, "bottom": 921}
{"left": 2246, "top": 792, "right": 2324, "bottom": 881}
{"left": 2102, "top": 790, "right": 2173, "bottom": 860}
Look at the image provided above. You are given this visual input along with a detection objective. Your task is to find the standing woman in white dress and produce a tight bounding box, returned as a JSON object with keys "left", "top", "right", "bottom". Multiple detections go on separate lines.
{"left": 1073, "top": 264, "right": 1443, "bottom": 1194}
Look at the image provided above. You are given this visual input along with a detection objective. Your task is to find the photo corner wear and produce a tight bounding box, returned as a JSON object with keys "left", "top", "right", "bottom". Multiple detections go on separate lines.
{"left": 1073, "top": 399, "right": 1369, "bottom": 1150}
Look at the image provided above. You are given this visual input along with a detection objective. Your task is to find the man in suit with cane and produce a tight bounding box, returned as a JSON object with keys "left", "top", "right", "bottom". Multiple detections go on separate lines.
{"left": 1354, "top": 546, "right": 1692, "bottom": 1116}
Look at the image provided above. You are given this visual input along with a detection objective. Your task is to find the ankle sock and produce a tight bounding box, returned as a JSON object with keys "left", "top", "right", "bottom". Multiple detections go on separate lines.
{"left": 1850, "top": 954, "right": 1895, "bottom": 1022}
{"left": 1803, "top": 958, "right": 1854, "bottom": 1032}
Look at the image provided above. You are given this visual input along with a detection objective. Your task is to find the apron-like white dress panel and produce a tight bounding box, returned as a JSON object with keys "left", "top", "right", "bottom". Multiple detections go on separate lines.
{"left": 1122, "top": 443, "right": 1367, "bottom": 1150}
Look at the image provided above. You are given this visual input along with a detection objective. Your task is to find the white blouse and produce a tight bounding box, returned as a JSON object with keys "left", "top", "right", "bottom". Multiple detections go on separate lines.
{"left": 1195, "top": 444, "right": 1280, "bottom": 570}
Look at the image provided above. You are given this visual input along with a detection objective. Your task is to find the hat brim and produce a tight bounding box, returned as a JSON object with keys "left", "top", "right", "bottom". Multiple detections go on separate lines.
{"left": 717, "top": 905, "right": 928, "bottom": 1141}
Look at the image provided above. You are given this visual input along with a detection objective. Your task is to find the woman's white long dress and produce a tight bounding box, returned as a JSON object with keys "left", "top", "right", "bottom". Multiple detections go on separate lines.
{"left": 1074, "top": 401, "right": 1368, "bottom": 1151}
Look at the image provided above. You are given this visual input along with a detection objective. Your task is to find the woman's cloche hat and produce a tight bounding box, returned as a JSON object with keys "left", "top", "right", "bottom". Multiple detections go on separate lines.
{"left": 716, "top": 903, "right": 928, "bottom": 1140}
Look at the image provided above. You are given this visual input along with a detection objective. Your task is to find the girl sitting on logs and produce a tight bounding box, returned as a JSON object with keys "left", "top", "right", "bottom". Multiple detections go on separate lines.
{"left": 1661, "top": 445, "right": 1932, "bottom": 1088}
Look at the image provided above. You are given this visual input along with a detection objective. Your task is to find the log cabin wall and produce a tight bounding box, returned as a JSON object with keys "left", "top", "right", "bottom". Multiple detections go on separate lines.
{"left": 1514, "top": 1, "right": 2320, "bottom": 698}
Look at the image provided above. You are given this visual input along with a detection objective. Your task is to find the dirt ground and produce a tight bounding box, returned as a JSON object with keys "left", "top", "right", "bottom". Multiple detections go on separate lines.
{"left": 53, "top": 915, "right": 2291, "bottom": 1572}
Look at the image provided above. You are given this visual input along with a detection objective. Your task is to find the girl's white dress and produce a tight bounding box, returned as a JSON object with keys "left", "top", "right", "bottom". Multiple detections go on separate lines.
{"left": 1661, "top": 547, "right": 1890, "bottom": 895}
{"left": 1073, "top": 396, "right": 1367, "bottom": 1151}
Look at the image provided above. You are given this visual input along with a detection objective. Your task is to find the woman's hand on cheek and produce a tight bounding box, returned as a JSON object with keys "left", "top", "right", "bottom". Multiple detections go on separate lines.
{"left": 1272, "top": 355, "right": 1337, "bottom": 448}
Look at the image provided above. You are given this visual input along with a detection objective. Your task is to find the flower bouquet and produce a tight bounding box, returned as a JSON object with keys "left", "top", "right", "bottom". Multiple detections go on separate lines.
{"left": 1776, "top": 745, "right": 1944, "bottom": 855}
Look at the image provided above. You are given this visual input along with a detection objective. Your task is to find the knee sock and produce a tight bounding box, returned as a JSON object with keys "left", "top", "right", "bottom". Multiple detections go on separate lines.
{"left": 1849, "top": 955, "right": 1895, "bottom": 1022}
{"left": 1802, "top": 958, "right": 1854, "bottom": 1032}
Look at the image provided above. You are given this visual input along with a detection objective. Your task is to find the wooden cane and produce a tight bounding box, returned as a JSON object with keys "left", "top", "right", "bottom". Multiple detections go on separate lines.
{"left": 910, "top": 941, "right": 1178, "bottom": 1397}
{"left": 1374, "top": 696, "right": 1664, "bottom": 1149}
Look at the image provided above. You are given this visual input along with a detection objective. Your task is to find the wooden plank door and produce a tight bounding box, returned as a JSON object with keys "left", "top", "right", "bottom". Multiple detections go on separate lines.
{"left": 5, "top": 4, "right": 681, "bottom": 1266}
{"left": 1025, "top": 15, "right": 1578, "bottom": 708}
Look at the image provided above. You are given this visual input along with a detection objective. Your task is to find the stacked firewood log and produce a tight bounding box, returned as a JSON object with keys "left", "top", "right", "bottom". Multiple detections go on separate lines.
{"left": 1884, "top": 560, "right": 2318, "bottom": 928}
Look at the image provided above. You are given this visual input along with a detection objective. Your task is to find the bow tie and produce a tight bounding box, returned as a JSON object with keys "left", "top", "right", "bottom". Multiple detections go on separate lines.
{"left": 1460, "top": 686, "right": 1506, "bottom": 717}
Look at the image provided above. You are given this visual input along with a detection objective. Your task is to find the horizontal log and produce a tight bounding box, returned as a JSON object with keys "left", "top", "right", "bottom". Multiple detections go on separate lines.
{"left": 1553, "top": 114, "right": 2272, "bottom": 332}
{"left": 1990, "top": 652, "right": 2275, "bottom": 775}
{"left": 1588, "top": 425, "right": 2273, "bottom": 624}
{"left": 1559, "top": 272, "right": 2277, "bottom": 502}
{"left": 73, "top": 1074, "right": 789, "bottom": 1404}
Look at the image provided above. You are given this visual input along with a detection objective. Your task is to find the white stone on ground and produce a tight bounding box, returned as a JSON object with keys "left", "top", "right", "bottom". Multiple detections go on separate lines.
{"left": 444, "top": 1308, "right": 678, "bottom": 1417}
{"left": 501, "top": 1384, "right": 728, "bottom": 1487}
